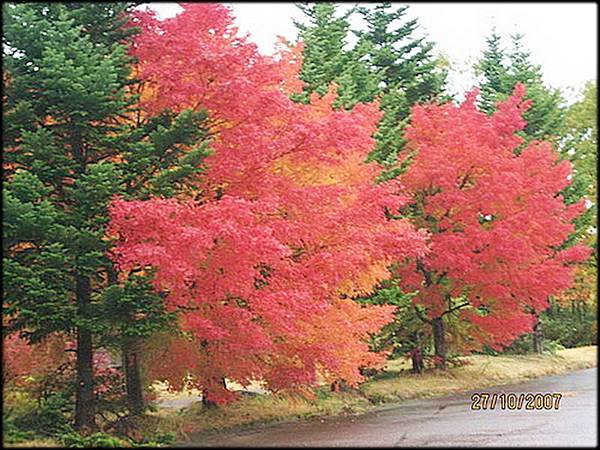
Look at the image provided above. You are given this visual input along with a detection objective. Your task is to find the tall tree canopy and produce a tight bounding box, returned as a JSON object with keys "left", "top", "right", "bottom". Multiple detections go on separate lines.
{"left": 3, "top": 2, "right": 137, "bottom": 430}
{"left": 108, "top": 3, "right": 427, "bottom": 404}
{"left": 356, "top": 2, "right": 448, "bottom": 166}
{"left": 292, "top": 2, "right": 377, "bottom": 107}
{"left": 394, "top": 84, "right": 590, "bottom": 366}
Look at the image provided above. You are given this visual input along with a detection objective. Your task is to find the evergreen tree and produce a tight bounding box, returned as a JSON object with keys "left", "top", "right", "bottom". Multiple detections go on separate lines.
{"left": 358, "top": 3, "right": 446, "bottom": 105}
{"left": 294, "top": 2, "right": 348, "bottom": 95}
{"left": 506, "top": 34, "right": 564, "bottom": 144}
{"left": 3, "top": 2, "right": 210, "bottom": 429}
{"left": 476, "top": 32, "right": 565, "bottom": 145}
{"left": 356, "top": 2, "right": 448, "bottom": 168}
{"left": 476, "top": 30, "right": 508, "bottom": 115}
{"left": 3, "top": 3, "right": 135, "bottom": 431}
{"left": 334, "top": 38, "right": 382, "bottom": 109}
{"left": 292, "top": 2, "right": 379, "bottom": 109}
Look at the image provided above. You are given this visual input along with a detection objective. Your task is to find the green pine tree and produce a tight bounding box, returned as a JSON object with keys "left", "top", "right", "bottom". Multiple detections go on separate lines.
{"left": 507, "top": 34, "right": 565, "bottom": 144}
{"left": 476, "top": 32, "right": 565, "bottom": 145}
{"left": 475, "top": 30, "right": 508, "bottom": 115}
{"left": 333, "top": 38, "right": 382, "bottom": 109}
{"left": 292, "top": 2, "right": 374, "bottom": 107}
{"left": 357, "top": 2, "right": 448, "bottom": 168}
{"left": 3, "top": 2, "right": 211, "bottom": 429}
{"left": 3, "top": 3, "right": 136, "bottom": 431}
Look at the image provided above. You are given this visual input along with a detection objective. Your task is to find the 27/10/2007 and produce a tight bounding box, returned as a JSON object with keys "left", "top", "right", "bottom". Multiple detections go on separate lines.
{"left": 471, "top": 392, "right": 562, "bottom": 410}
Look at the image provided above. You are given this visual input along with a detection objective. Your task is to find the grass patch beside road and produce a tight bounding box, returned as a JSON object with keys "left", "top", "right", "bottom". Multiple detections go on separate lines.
{"left": 362, "top": 346, "right": 597, "bottom": 403}
{"left": 4, "top": 439, "right": 60, "bottom": 448}
{"left": 138, "top": 388, "right": 373, "bottom": 442}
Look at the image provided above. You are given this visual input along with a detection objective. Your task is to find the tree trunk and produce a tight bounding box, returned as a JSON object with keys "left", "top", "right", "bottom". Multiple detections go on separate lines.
{"left": 432, "top": 317, "right": 446, "bottom": 368}
{"left": 411, "top": 347, "right": 424, "bottom": 373}
{"left": 202, "top": 378, "right": 227, "bottom": 409}
{"left": 532, "top": 317, "right": 543, "bottom": 354}
{"left": 202, "top": 393, "right": 218, "bottom": 408}
{"left": 330, "top": 379, "right": 352, "bottom": 392}
{"left": 74, "top": 276, "right": 97, "bottom": 433}
{"left": 199, "top": 340, "right": 224, "bottom": 409}
{"left": 123, "top": 338, "right": 145, "bottom": 416}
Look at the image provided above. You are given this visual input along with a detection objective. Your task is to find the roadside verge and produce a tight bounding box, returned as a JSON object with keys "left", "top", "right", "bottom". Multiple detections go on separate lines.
{"left": 144, "top": 345, "right": 597, "bottom": 442}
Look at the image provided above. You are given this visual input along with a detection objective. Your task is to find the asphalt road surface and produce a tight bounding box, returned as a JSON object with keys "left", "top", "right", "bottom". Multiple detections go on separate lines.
{"left": 179, "top": 367, "right": 597, "bottom": 447}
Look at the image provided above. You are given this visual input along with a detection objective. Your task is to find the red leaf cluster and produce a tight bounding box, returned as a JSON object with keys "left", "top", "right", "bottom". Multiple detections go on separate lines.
{"left": 3, "top": 333, "right": 120, "bottom": 399}
{"left": 396, "top": 85, "right": 591, "bottom": 348}
{"left": 110, "top": 3, "right": 426, "bottom": 402}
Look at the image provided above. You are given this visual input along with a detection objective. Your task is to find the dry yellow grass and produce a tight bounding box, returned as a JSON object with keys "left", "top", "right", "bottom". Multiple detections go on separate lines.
{"left": 144, "top": 389, "right": 371, "bottom": 441}
{"left": 362, "top": 346, "right": 597, "bottom": 403}
{"left": 4, "top": 439, "right": 60, "bottom": 448}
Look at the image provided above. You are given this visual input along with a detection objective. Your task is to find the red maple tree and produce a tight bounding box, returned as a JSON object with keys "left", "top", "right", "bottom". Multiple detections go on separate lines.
{"left": 394, "top": 84, "right": 591, "bottom": 365}
{"left": 109, "top": 3, "right": 426, "bottom": 404}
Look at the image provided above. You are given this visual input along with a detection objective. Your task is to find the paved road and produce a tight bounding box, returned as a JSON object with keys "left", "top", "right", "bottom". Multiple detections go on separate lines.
{"left": 179, "top": 368, "right": 597, "bottom": 447}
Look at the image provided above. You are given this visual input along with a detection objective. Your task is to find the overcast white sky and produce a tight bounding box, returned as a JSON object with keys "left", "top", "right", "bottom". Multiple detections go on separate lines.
{"left": 147, "top": 2, "right": 597, "bottom": 103}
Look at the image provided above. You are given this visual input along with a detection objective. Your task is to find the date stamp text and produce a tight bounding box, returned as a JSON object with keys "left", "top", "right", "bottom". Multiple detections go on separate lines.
{"left": 471, "top": 392, "right": 562, "bottom": 410}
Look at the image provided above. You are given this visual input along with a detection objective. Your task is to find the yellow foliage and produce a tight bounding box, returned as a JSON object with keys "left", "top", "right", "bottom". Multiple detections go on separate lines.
{"left": 271, "top": 152, "right": 372, "bottom": 188}
{"left": 338, "top": 260, "right": 391, "bottom": 297}
{"left": 556, "top": 263, "right": 597, "bottom": 307}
